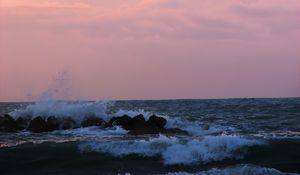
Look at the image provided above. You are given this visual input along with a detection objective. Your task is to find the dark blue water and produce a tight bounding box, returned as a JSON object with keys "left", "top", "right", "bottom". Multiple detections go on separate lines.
{"left": 0, "top": 98, "right": 300, "bottom": 175}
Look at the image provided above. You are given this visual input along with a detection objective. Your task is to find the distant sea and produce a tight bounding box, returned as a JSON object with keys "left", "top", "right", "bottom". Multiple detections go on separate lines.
{"left": 1, "top": 98, "right": 300, "bottom": 175}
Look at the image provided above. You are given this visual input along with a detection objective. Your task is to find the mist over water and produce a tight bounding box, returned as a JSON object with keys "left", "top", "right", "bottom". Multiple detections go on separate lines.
{"left": 37, "top": 71, "right": 78, "bottom": 102}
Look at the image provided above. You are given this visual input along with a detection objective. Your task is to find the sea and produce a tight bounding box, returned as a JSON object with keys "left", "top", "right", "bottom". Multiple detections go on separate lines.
{"left": 0, "top": 98, "right": 299, "bottom": 175}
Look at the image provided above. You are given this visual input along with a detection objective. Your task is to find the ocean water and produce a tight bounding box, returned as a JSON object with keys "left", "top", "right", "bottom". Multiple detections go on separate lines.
{"left": 0, "top": 98, "right": 299, "bottom": 175}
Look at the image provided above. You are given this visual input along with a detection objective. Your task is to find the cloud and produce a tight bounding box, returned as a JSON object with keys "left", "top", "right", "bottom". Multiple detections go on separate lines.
{"left": 2, "top": 0, "right": 299, "bottom": 40}
{"left": 232, "top": 3, "right": 300, "bottom": 35}
{"left": 1, "top": 0, "right": 300, "bottom": 48}
{"left": 0, "top": 0, "right": 91, "bottom": 8}
{"left": 1, "top": 0, "right": 300, "bottom": 100}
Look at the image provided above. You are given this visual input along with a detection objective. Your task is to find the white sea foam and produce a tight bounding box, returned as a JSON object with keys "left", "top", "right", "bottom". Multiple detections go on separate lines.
{"left": 57, "top": 126, "right": 128, "bottom": 136}
{"left": 164, "top": 116, "right": 223, "bottom": 136}
{"left": 0, "top": 127, "right": 128, "bottom": 148}
{"left": 79, "top": 135, "right": 263, "bottom": 165}
{"left": 113, "top": 109, "right": 223, "bottom": 136}
{"left": 79, "top": 134, "right": 176, "bottom": 157}
{"left": 8, "top": 100, "right": 232, "bottom": 137}
{"left": 112, "top": 109, "right": 153, "bottom": 120}
{"left": 167, "top": 164, "right": 295, "bottom": 175}
{"left": 9, "top": 100, "right": 114, "bottom": 122}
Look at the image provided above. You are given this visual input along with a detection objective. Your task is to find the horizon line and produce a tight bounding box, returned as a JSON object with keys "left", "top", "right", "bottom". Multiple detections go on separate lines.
{"left": 0, "top": 96, "right": 299, "bottom": 103}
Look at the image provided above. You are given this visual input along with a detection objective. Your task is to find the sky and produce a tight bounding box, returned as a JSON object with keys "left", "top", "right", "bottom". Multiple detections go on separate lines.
{"left": 0, "top": 0, "right": 300, "bottom": 101}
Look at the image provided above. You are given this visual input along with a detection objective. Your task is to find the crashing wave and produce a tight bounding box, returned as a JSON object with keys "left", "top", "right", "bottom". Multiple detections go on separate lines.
{"left": 8, "top": 100, "right": 225, "bottom": 136}
{"left": 79, "top": 135, "right": 263, "bottom": 165}
{"left": 166, "top": 164, "right": 296, "bottom": 175}
{"left": 9, "top": 100, "right": 114, "bottom": 121}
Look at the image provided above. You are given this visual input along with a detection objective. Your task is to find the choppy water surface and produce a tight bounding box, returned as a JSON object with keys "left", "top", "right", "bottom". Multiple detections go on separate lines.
{"left": 0, "top": 98, "right": 299, "bottom": 175}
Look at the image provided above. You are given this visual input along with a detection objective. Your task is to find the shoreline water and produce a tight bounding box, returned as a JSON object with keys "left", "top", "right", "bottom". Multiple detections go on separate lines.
{"left": 1, "top": 98, "right": 299, "bottom": 174}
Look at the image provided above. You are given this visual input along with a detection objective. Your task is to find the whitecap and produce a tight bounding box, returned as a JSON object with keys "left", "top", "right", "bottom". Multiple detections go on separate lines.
{"left": 167, "top": 164, "right": 295, "bottom": 175}
{"left": 9, "top": 100, "right": 114, "bottom": 122}
{"left": 79, "top": 135, "right": 263, "bottom": 165}
{"left": 57, "top": 126, "right": 128, "bottom": 136}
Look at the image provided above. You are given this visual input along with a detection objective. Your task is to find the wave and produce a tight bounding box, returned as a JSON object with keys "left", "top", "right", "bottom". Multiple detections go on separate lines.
{"left": 1, "top": 136, "right": 299, "bottom": 174}
{"left": 112, "top": 109, "right": 227, "bottom": 135}
{"left": 112, "top": 109, "right": 224, "bottom": 136}
{"left": 9, "top": 100, "right": 114, "bottom": 122}
{"left": 8, "top": 100, "right": 224, "bottom": 136}
{"left": 167, "top": 164, "right": 297, "bottom": 175}
{"left": 8, "top": 100, "right": 298, "bottom": 138}
{"left": 79, "top": 135, "right": 263, "bottom": 165}
{"left": 56, "top": 126, "right": 128, "bottom": 136}
{"left": 0, "top": 126, "right": 128, "bottom": 148}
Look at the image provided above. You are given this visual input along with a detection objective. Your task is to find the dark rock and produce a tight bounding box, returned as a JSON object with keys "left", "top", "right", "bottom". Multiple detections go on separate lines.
{"left": 16, "top": 117, "right": 30, "bottom": 130}
{"left": 81, "top": 117, "right": 105, "bottom": 127}
{"left": 130, "top": 114, "right": 147, "bottom": 129}
{"left": 27, "top": 117, "right": 48, "bottom": 133}
{"left": 147, "top": 115, "right": 167, "bottom": 129}
{"left": 108, "top": 113, "right": 188, "bottom": 136}
{"left": 128, "top": 125, "right": 162, "bottom": 135}
{"left": 109, "top": 114, "right": 147, "bottom": 130}
{"left": 61, "top": 117, "right": 77, "bottom": 130}
{"left": 46, "top": 116, "right": 60, "bottom": 131}
{"left": 109, "top": 115, "right": 132, "bottom": 130}
{"left": 127, "top": 114, "right": 163, "bottom": 135}
{"left": 163, "top": 128, "right": 188, "bottom": 135}
{"left": 0, "top": 114, "right": 20, "bottom": 132}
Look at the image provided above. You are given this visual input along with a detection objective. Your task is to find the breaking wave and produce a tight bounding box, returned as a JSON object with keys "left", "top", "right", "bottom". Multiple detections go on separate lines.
{"left": 9, "top": 100, "right": 113, "bottom": 121}
{"left": 8, "top": 100, "right": 223, "bottom": 136}
{"left": 79, "top": 135, "right": 263, "bottom": 165}
{"left": 167, "top": 164, "right": 297, "bottom": 175}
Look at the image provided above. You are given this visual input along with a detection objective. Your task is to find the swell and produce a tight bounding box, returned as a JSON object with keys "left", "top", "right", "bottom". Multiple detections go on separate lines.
{"left": 167, "top": 164, "right": 298, "bottom": 175}
{"left": 5, "top": 100, "right": 300, "bottom": 137}
{"left": 78, "top": 135, "right": 263, "bottom": 165}
{"left": 1, "top": 99, "right": 300, "bottom": 175}
{"left": 243, "top": 139, "right": 300, "bottom": 173}
{"left": 0, "top": 138, "right": 299, "bottom": 174}
{"left": 5, "top": 100, "right": 223, "bottom": 137}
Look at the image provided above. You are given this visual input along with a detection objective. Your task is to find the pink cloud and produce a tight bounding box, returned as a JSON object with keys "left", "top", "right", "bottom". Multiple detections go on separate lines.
{"left": 0, "top": 0, "right": 299, "bottom": 101}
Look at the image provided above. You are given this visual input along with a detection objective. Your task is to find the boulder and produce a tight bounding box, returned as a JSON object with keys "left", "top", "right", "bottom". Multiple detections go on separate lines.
{"left": 81, "top": 117, "right": 105, "bottom": 127}
{"left": 109, "top": 114, "right": 147, "bottom": 130}
{"left": 27, "top": 117, "right": 48, "bottom": 133}
{"left": 61, "top": 117, "right": 77, "bottom": 130}
{"left": 147, "top": 115, "right": 166, "bottom": 129}
{"left": 128, "top": 125, "right": 162, "bottom": 135}
{"left": 46, "top": 116, "right": 60, "bottom": 131}
{"left": 130, "top": 114, "right": 147, "bottom": 129}
{"left": 16, "top": 117, "right": 31, "bottom": 130}
{"left": 108, "top": 114, "right": 188, "bottom": 136}
{"left": 109, "top": 115, "right": 132, "bottom": 130}
{"left": 127, "top": 114, "right": 163, "bottom": 135}
{"left": 0, "top": 114, "right": 20, "bottom": 132}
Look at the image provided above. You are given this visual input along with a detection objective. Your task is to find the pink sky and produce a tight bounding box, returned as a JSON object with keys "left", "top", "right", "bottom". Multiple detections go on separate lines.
{"left": 0, "top": 0, "right": 300, "bottom": 101}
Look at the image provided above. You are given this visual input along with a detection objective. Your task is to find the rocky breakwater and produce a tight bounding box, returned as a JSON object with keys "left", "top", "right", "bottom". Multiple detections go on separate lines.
{"left": 0, "top": 114, "right": 188, "bottom": 135}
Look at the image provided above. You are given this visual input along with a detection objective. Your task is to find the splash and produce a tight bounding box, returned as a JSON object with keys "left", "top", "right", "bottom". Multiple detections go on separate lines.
{"left": 9, "top": 100, "right": 114, "bottom": 121}
{"left": 9, "top": 71, "right": 114, "bottom": 121}
{"left": 112, "top": 109, "right": 224, "bottom": 136}
{"left": 167, "top": 164, "right": 292, "bottom": 175}
{"left": 79, "top": 135, "right": 263, "bottom": 165}
{"left": 10, "top": 105, "right": 226, "bottom": 136}
{"left": 39, "top": 71, "right": 74, "bottom": 101}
